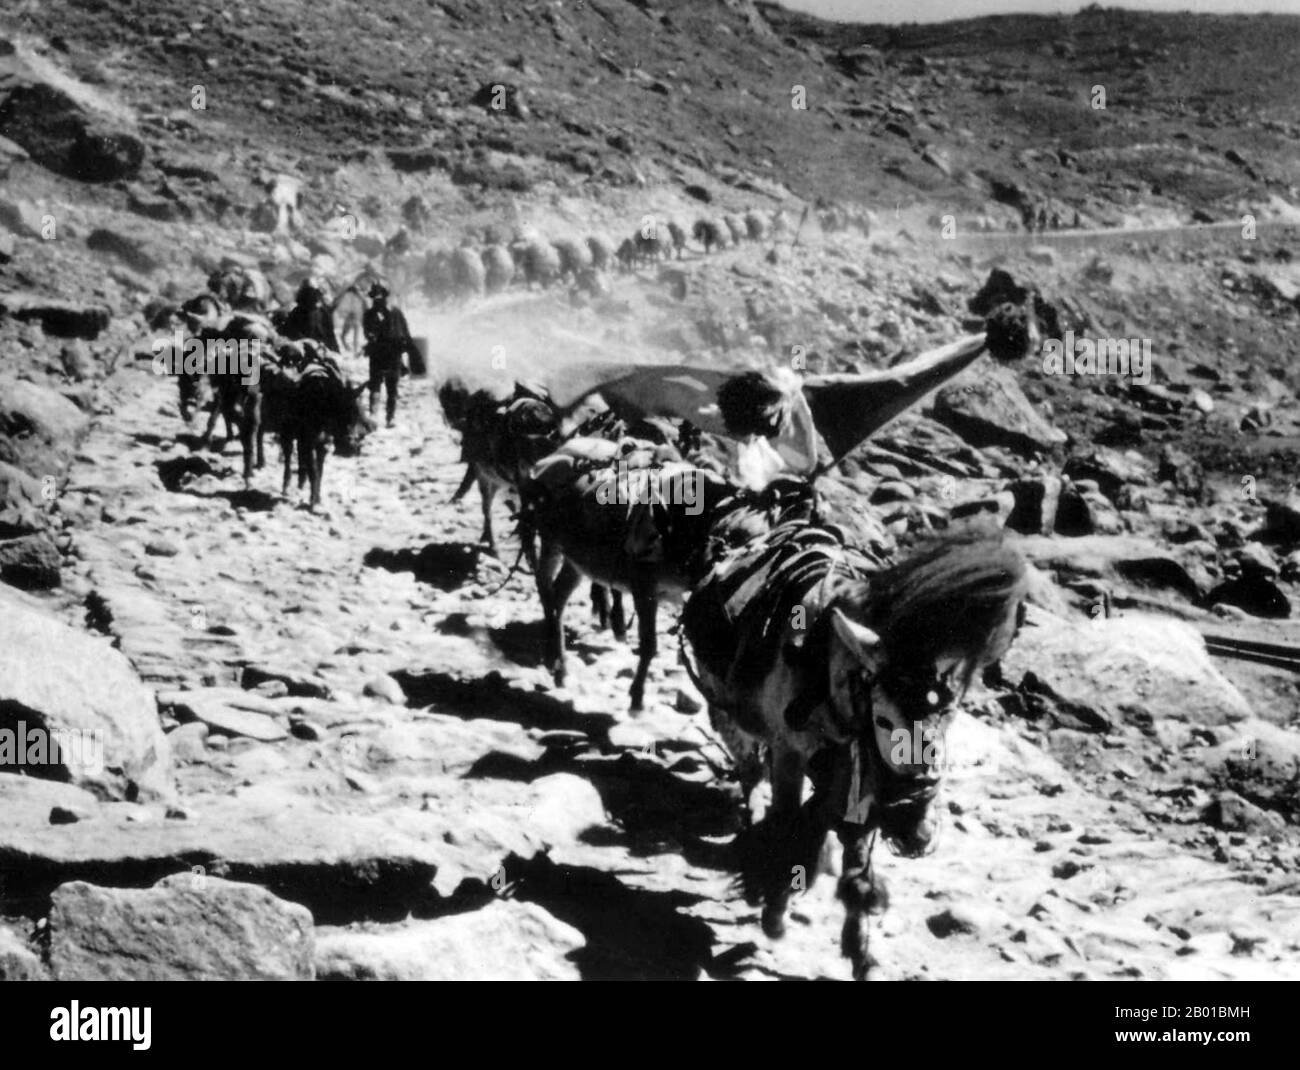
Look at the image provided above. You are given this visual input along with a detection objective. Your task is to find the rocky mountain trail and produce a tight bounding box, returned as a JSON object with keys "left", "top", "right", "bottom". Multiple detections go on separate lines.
{"left": 3, "top": 273, "right": 1298, "bottom": 978}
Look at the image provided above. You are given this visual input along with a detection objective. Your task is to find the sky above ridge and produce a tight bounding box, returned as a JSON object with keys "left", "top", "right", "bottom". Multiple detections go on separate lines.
{"left": 773, "top": 0, "right": 1300, "bottom": 24}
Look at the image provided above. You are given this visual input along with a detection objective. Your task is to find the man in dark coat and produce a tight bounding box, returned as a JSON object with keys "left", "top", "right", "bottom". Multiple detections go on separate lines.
{"left": 280, "top": 281, "right": 341, "bottom": 354}
{"left": 362, "top": 283, "right": 418, "bottom": 427}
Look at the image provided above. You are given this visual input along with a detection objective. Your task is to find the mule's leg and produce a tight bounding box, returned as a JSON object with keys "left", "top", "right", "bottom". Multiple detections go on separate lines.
{"left": 451, "top": 466, "right": 476, "bottom": 503}
{"left": 238, "top": 395, "right": 261, "bottom": 487}
{"left": 310, "top": 437, "right": 326, "bottom": 511}
{"left": 254, "top": 395, "right": 265, "bottom": 471}
{"left": 479, "top": 479, "right": 497, "bottom": 556}
{"left": 591, "top": 583, "right": 609, "bottom": 630}
{"left": 297, "top": 433, "right": 311, "bottom": 490}
{"left": 610, "top": 590, "right": 627, "bottom": 643}
{"left": 240, "top": 411, "right": 256, "bottom": 487}
{"left": 629, "top": 583, "right": 657, "bottom": 713}
{"left": 280, "top": 435, "right": 293, "bottom": 498}
{"left": 543, "top": 555, "right": 582, "bottom": 688}
{"left": 837, "top": 822, "right": 887, "bottom": 981}
{"left": 534, "top": 540, "right": 564, "bottom": 674}
{"left": 200, "top": 386, "right": 222, "bottom": 448}
{"left": 760, "top": 744, "right": 809, "bottom": 940}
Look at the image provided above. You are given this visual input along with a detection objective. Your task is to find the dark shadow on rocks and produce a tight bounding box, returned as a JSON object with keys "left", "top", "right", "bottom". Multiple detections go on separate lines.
{"left": 0, "top": 854, "right": 445, "bottom": 928}
{"left": 172, "top": 431, "right": 210, "bottom": 452}
{"left": 484, "top": 618, "right": 548, "bottom": 668}
{"left": 436, "top": 614, "right": 607, "bottom": 671}
{"left": 1206, "top": 577, "right": 1292, "bottom": 619}
{"left": 391, "top": 669, "right": 616, "bottom": 738}
{"left": 218, "top": 488, "right": 279, "bottom": 511}
{"left": 155, "top": 454, "right": 224, "bottom": 491}
{"left": 463, "top": 749, "right": 568, "bottom": 781}
{"left": 502, "top": 852, "right": 716, "bottom": 980}
{"left": 363, "top": 542, "right": 490, "bottom": 591}
{"left": 577, "top": 752, "right": 743, "bottom": 844}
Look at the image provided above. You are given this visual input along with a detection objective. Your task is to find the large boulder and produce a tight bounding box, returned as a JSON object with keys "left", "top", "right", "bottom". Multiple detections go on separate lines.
{"left": 47, "top": 875, "right": 314, "bottom": 980}
{"left": 86, "top": 226, "right": 168, "bottom": 274}
{"left": 1002, "top": 605, "right": 1253, "bottom": 728}
{"left": 0, "top": 459, "right": 48, "bottom": 536}
{"left": 0, "top": 377, "right": 91, "bottom": 477}
{"left": 933, "top": 364, "right": 1067, "bottom": 455}
{"left": 0, "top": 41, "right": 145, "bottom": 182}
{"left": 0, "top": 531, "right": 60, "bottom": 589}
{"left": 0, "top": 291, "right": 111, "bottom": 339}
{"left": 316, "top": 901, "right": 584, "bottom": 980}
{"left": 0, "top": 584, "right": 172, "bottom": 799}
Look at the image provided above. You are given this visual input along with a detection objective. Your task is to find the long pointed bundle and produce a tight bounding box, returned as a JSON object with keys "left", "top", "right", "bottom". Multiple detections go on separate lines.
{"left": 801, "top": 333, "right": 987, "bottom": 464}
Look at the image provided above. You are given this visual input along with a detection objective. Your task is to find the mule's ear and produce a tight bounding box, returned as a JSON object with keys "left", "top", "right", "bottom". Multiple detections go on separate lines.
{"left": 831, "top": 608, "right": 880, "bottom": 665}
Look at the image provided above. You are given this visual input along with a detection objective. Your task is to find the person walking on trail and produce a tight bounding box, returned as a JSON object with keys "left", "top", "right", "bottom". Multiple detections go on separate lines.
{"left": 363, "top": 282, "right": 418, "bottom": 428}
{"left": 282, "top": 281, "right": 341, "bottom": 354}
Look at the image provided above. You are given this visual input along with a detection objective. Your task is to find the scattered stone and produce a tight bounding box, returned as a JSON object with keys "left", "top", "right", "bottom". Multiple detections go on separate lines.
{"left": 523, "top": 773, "right": 606, "bottom": 847}
{"left": 166, "top": 721, "right": 209, "bottom": 763}
{"left": 1005, "top": 476, "right": 1061, "bottom": 536}
{"left": 362, "top": 675, "right": 405, "bottom": 705}
{"left": 1055, "top": 483, "right": 1123, "bottom": 536}
{"left": 241, "top": 665, "right": 332, "bottom": 700}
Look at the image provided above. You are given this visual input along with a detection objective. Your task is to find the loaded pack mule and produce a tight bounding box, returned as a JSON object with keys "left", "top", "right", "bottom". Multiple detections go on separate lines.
{"left": 681, "top": 487, "right": 1028, "bottom": 979}
{"left": 261, "top": 346, "right": 374, "bottom": 511}
{"left": 521, "top": 434, "right": 733, "bottom": 712}
{"left": 437, "top": 378, "right": 631, "bottom": 636}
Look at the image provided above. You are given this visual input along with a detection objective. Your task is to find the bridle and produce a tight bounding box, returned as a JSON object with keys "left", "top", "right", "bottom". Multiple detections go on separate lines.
{"left": 840, "top": 660, "right": 946, "bottom": 860}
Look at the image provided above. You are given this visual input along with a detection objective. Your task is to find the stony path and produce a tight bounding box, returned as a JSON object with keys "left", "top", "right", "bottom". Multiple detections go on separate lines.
{"left": 40, "top": 325, "right": 1300, "bottom": 981}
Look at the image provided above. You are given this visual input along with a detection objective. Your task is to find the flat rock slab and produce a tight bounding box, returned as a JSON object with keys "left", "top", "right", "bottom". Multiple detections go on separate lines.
{"left": 164, "top": 692, "right": 288, "bottom": 742}
{"left": 48, "top": 875, "right": 313, "bottom": 980}
{"left": 0, "top": 790, "right": 536, "bottom": 924}
{"left": 316, "top": 900, "right": 584, "bottom": 980}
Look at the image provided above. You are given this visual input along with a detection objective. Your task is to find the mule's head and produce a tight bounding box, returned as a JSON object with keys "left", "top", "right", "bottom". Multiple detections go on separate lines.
{"left": 335, "top": 381, "right": 376, "bottom": 457}
{"left": 827, "top": 532, "right": 1028, "bottom": 857}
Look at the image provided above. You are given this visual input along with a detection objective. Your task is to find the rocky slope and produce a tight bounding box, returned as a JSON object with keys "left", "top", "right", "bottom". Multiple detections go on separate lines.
{"left": 2, "top": 1, "right": 1300, "bottom": 980}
